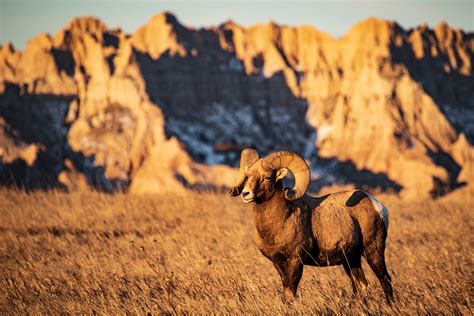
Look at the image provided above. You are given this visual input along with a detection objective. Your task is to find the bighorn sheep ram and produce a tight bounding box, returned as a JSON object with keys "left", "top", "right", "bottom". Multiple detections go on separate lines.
{"left": 229, "top": 149, "right": 393, "bottom": 303}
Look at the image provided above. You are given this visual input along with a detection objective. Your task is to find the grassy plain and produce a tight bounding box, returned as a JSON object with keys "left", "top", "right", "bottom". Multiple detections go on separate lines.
{"left": 0, "top": 188, "right": 472, "bottom": 314}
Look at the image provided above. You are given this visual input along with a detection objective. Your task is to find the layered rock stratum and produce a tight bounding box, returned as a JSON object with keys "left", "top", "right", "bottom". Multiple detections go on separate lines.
{"left": 0, "top": 13, "right": 472, "bottom": 198}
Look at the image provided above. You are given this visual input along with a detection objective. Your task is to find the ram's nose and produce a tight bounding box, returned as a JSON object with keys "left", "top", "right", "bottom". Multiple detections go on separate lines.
{"left": 241, "top": 190, "right": 255, "bottom": 203}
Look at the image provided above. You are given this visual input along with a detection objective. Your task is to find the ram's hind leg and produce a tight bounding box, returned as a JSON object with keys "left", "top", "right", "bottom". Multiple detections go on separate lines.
{"left": 342, "top": 263, "right": 357, "bottom": 294}
{"left": 365, "top": 248, "right": 393, "bottom": 304}
{"left": 342, "top": 256, "right": 368, "bottom": 296}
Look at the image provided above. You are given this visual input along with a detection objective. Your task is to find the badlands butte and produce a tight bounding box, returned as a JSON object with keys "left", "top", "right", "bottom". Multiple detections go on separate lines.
{"left": 0, "top": 12, "right": 473, "bottom": 199}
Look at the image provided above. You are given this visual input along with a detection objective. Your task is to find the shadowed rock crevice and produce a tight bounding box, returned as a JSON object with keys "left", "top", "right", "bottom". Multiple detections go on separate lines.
{"left": 0, "top": 83, "right": 72, "bottom": 188}
{"left": 51, "top": 48, "right": 75, "bottom": 77}
{"left": 427, "top": 148, "right": 466, "bottom": 197}
{"left": 308, "top": 158, "right": 403, "bottom": 195}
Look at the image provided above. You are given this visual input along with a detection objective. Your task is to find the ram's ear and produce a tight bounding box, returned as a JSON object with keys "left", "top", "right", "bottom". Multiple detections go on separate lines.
{"left": 275, "top": 168, "right": 288, "bottom": 181}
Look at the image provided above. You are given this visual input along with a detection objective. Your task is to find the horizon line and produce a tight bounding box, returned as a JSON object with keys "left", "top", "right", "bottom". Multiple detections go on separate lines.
{"left": 1, "top": 11, "right": 472, "bottom": 52}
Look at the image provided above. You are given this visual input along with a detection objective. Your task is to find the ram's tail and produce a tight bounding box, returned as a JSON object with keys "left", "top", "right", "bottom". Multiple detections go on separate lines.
{"left": 366, "top": 193, "right": 389, "bottom": 231}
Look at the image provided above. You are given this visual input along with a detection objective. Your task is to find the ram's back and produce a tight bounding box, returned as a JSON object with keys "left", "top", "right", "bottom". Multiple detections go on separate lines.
{"left": 302, "top": 190, "right": 385, "bottom": 263}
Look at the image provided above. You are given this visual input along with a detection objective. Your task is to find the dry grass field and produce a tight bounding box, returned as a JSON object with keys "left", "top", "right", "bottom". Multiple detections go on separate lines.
{"left": 0, "top": 188, "right": 472, "bottom": 314}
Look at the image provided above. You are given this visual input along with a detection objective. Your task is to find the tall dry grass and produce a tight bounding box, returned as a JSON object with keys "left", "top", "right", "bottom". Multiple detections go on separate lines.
{"left": 0, "top": 188, "right": 472, "bottom": 314}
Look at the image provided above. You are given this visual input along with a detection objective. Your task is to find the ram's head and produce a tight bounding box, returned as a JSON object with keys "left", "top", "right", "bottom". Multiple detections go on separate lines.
{"left": 228, "top": 149, "right": 310, "bottom": 203}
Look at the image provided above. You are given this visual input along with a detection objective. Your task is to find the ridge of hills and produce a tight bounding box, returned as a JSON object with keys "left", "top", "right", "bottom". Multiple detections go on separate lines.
{"left": 0, "top": 12, "right": 473, "bottom": 199}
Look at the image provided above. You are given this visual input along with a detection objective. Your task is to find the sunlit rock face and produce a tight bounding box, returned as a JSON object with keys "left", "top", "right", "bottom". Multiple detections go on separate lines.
{"left": 0, "top": 13, "right": 472, "bottom": 198}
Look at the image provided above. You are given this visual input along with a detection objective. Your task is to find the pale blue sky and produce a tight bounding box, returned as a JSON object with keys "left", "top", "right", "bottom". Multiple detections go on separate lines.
{"left": 0, "top": 0, "right": 473, "bottom": 50}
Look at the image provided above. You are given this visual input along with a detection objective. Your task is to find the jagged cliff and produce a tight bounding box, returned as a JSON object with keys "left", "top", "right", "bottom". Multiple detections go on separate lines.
{"left": 0, "top": 13, "right": 472, "bottom": 198}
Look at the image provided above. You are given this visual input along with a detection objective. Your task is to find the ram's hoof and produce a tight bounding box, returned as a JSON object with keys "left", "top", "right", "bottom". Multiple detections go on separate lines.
{"left": 283, "top": 288, "right": 296, "bottom": 303}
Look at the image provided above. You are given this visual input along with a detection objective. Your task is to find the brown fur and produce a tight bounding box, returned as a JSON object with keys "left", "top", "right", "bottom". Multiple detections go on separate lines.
{"left": 234, "top": 163, "right": 394, "bottom": 304}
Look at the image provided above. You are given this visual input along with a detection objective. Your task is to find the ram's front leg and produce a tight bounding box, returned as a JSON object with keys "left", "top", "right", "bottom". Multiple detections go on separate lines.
{"left": 273, "top": 257, "right": 304, "bottom": 301}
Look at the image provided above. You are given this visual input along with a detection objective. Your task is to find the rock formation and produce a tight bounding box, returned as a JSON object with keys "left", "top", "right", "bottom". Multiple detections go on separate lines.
{"left": 0, "top": 13, "right": 472, "bottom": 198}
{"left": 0, "top": 117, "right": 39, "bottom": 168}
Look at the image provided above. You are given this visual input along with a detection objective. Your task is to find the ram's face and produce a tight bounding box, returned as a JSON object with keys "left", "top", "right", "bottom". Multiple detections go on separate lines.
{"left": 241, "top": 166, "right": 287, "bottom": 203}
{"left": 228, "top": 149, "right": 310, "bottom": 202}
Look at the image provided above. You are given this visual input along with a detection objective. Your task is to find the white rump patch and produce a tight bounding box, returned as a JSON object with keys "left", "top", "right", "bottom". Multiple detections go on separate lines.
{"left": 366, "top": 193, "right": 389, "bottom": 231}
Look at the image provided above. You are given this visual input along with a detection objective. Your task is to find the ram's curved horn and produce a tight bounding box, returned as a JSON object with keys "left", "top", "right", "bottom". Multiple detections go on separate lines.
{"left": 228, "top": 148, "right": 260, "bottom": 196}
{"left": 261, "top": 151, "right": 310, "bottom": 200}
